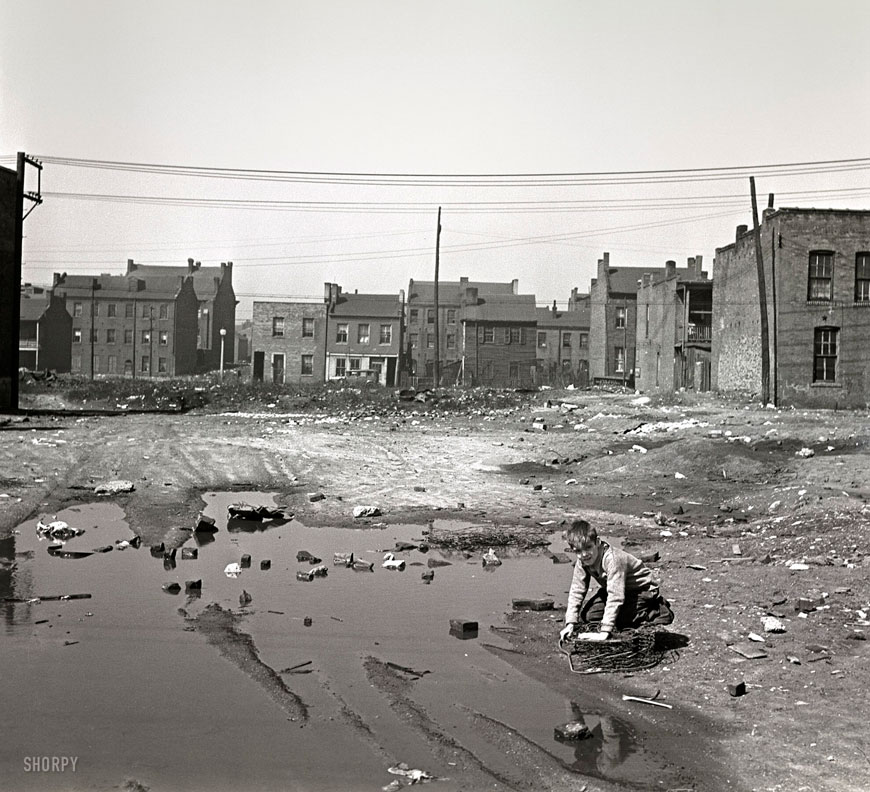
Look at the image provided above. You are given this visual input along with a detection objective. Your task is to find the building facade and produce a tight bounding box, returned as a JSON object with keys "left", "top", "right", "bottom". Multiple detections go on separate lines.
{"left": 325, "top": 284, "right": 404, "bottom": 386}
{"left": 251, "top": 300, "right": 327, "bottom": 384}
{"left": 126, "top": 259, "right": 236, "bottom": 372}
{"left": 713, "top": 208, "right": 870, "bottom": 408}
{"left": 534, "top": 294, "right": 591, "bottom": 387}
{"left": 19, "top": 285, "right": 72, "bottom": 371}
{"left": 635, "top": 257, "right": 712, "bottom": 393}
{"left": 459, "top": 287, "right": 537, "bottom": 387}
{"left": 53, "top": 272, "right": 199, "bottom": 377}
{"left": 588, "top": 253, "right": 666, "bottom": 387}
{"left": 406, "top": 277, "right": 519, "bottom": 386}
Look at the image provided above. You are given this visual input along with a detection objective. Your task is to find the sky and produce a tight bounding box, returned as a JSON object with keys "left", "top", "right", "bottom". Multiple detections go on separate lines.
{"left": 2, "top": 0, "right": 869, "bottom": 319}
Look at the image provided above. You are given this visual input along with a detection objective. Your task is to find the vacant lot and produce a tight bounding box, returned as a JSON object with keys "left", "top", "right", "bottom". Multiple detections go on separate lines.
{"left": 2, "top": 381, "right": 869, "bottom": 791}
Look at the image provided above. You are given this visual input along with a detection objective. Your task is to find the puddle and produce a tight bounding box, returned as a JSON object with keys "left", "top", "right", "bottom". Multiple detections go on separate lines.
{"left": 1, "top": 495, "right": 680, "bottom": 791}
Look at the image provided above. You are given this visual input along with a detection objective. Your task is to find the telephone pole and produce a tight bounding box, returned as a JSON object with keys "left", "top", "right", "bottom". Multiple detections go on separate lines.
{"left": 750, "top": 177, "right": 771, "bottom": 405}
{"left": 433, "top": 206, "right": 442, "bottom": 388}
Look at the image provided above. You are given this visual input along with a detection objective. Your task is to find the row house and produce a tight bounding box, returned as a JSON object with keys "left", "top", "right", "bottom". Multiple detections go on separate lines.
{"left": 52, "top": 272, "right": 199, "bottom": 377}
{"left": 459, "top": 286, "right": 538, "bottom": 387}
{"left": 636, "top": 257, "right": 711, "bottom": 393}
{"left": 18, "top": 285, "right": 72, "bottom": 371}
{"left": 713, "top": 207, "right": 870, "bottom": 408}
{"left": 250, "top": 283, "right": 404, "bottom": 386}
{"left": 126, "top": 258, "right": 236, "bottom": 372}
{"left": 406, "top": 276, "right": 519, "bottom": 386}
{"left": 588, "top": 253, "right": 666, "bottom": 387}
{"left": 534, "top": 292, "right": 591, "bottom": 387}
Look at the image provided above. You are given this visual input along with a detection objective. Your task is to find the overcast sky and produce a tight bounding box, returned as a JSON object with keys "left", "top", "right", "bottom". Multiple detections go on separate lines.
{"left": 2, "top": 0, "right": 869, "bottom": 318}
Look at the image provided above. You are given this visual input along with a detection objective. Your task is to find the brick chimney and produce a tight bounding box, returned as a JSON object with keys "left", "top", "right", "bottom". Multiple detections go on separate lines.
{"left": 597, "top": 252, "right": 611, "bottom": 292}
{"left": 665, "top": 260, "right": 676, "bottom": 279}
{"left": 736, "top": 224, "right": 748, "bottom": 241}
{"left": 126, "top": 258, "right": 136, "bottom": 274}
{"left": 511, "top": 279, "right": 519, "bottom": 295}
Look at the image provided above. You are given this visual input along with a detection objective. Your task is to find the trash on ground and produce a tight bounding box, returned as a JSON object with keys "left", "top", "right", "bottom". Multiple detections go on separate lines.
{"left": 353, "top": 505, "right": 382, "bottom": 518}
{"left": 482, "top": 547, "right": 501, "bottom": 566}
{"left": 94, "top": 480, "right": 135, "bottom": 495}
{"left": 382, "top": 553, "right": 406, "bottom": 570}
{"left": 297, "top": 550, "right": 322, "bottom": 564}
{"left": 194, "top": 514, "right": 218, "bottom": 532}
{"left": 224, "top": 562, "right": 242, "bottom": 578}
{"left": 512, "top": 598, "right": 554, "bottom": 611}
{"left": 239, "top": 590, "right": 252, "bottom": 607}
{"left": 36, "top": 518, "right": 83, "bottom": 542}
{"left": 449, "top": 619, "right": 478, "bottom": 639}
{"left": 228, "top": 502, "right": 286, "bottom": 521}
{"left": 554, "top": 721, "right": 592, "bottom": 742}
{"left": 729, "top": 643, "right": 768, "bottom": 659}
{"left": 795, "top": 447, "right": 815, "bottom": 458}
{"left": 387, "top": 762, "right": 437, "bottom": 784}
{"left": 762, "top": 616, "right": 786, "bottom": 633}
{"left": 621, "top": 694, "right": 672, "bottom": 709}
{"left": 728, "top": 681, "right": 747, "bottom": 697}
{"left": 332, "top": 551, "right": 353, "bottom": 566}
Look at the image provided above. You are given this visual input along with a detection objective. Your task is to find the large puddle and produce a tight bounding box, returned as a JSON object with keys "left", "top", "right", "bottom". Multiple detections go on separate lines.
{"left": 1, "top": 495, "right": 677, "bottom": 791}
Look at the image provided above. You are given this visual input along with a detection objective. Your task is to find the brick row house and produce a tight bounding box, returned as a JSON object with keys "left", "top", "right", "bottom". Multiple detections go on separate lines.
{"left": 712, "top": 208, "right": 870, "bottom": 408}
{"left": 52, "top": 272, "right": 199, "bottom": 377}
{"left": 406, "top": 277, "right": 519, "bottom": 386}
{"left": 250, "top": 283, "right": 404, "bottom": 386}
{"left": 126, "top": 258, "right": 236, "bottom": 372}
{"left": 635, "top": 257, "right": 711, "bottom": 393}
{"left": 534, "top": 290, "right": 591, "bottom": 387}
{"left": 18, "top": 284, "right": 72, "bottom": 371}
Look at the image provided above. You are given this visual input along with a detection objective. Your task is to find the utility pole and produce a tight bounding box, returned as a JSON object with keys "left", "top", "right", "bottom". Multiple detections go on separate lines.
{"left": 90, "top": 278, "right": 96, "bottom": 380}
{"left": 750, "top": 177, "right": 771, "bottom": 405}
{"left": 433, "top": 206, "right": 442, "bottom": 388}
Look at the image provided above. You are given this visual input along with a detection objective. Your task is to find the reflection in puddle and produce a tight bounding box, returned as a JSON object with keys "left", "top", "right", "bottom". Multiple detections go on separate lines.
{"left": 561, "top": 706, "right": 643, "bottom": 783}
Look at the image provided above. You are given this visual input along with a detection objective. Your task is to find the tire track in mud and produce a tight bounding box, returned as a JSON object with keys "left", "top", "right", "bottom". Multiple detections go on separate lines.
{"left": 182, "top": 603, "right": 309, "bottom": 724}
{"left": 363, "top": 656, "right": 525, "bottom": 791}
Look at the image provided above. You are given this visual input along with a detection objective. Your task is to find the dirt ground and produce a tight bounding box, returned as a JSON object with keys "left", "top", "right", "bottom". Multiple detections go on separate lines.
{"left": 3, "top": 383, "right": 869, "bottom": 792}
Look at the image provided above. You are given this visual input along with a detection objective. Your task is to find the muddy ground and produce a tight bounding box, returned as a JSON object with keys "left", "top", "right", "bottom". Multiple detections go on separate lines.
{"left": 2, "top": 383, "right": 869, "bottom": 792}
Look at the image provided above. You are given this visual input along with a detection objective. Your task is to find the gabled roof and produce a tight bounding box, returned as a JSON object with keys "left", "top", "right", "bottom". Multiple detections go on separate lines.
{"left": 330, "top": 293, "right": 402, "bottom": 319}
{"left": 19, "top": 295, "right": 49, "bottom": 321}
{"left": 409, "top": 280, "right": 516, "bottom": 303}
{"left": 129, "top": 263, "right": 228, "bottom": 300}
{"left": 462, "top": 294, "right": 537, "bottom": 323}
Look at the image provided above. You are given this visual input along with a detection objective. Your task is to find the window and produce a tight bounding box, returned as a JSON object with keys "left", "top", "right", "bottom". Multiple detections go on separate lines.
{"left": 335, "top": 358, "right": 347, "bottom": 377}
{"left": 483, "top": 327, "right": 494, "bottom": 343}
{"left": 159, "top": 331, "right": 168, "bottom": 346}
{"left": 813, "top": 328, "right": 838, "bottom": 382}
{"left": 106, "top": 328, "right": 116, "bottom": 344}
{"left": 447, "top": 309, "right": 456, "bottom": 324}
{"left": 349, "top": 358, "right": 361, "bottom": 371}
{"left": 93, "top": 356, "right": 101, "bottom": 373}
{"left": 71, "top": 355, "right": 81, "bottom": 372}
{"left": 93, "top": 303, "right": 100, "bottom": 317}
{"left": 142, "top": 304, "right": 150, "bottom": 318}
{"left": 90, "top": 328, "right": 98, "bottom": 343}
{"left": 510, "top": 327, "right": 521, "bottom": 344}
{"left": 159, "top": 304, "right": 168, "bottom": 320}
{"left": 615, "top": 306, "right": 626, "bottom": 328}
{"left": 808, "top": 251, "right": 833, "bottom": 302}
{"left": 562, "top": 332, "right": 571, "bottom": 347}
{"left": 141, "top": 356, "right": 150, "bottom": 373}
{"left": 615, "top": 347, "right": 625, "bottom": 373}
{"left": 426, "top": 334, "right": 434, "bottom": 349}
{"left": 537, "top": 332, "right": 547, "bottom": 348}
{"left": 446, "top": 333, "right": 455, "bottom": 350}
{"left": 107, "top": 355, "right": 117, "bottom": 374}
{"left": 336, "top": 323, "right": 348, "bottom": 343}
{"left": 73, "top": 303, "right": 82, "bottom": 317}
{"left": 579, "top": 333, "right": 588, "bottom": 348}
{"left": 379, "top": 324, "right": 392, "bottom": 344}
{"left": 158, "top": 357, "right": 167, "bottom": 373}
{"left": 142, "top": 330, "right": 151, "bottom": 344}
{"left": 272, "top": 317, "right": 285, "bottom": 337}
{"left": 124, "top": 329, "right": 133, "bottom": 345}
{"left": 856, "top": 253, "right": 870, "bottom": 302}
{"left": 561, "top": 359, "right": 572, "bottom": 370}
{"left": 302, "top": 318, "right": 315, "bottom": 338}
{"left": 125, "top": 303, "right": 133, "bottom": 318}
{"left": 358, "top": 323, "right": 370, "bottom": 344}
{"left": 409, "top": 308, "right": 418, "bottom": 324}
{"left": 107, "top": 303, "right": 116, "bottom": 318}
{"left": 301, "top": 354, "right": 313, "bottom": 376}
{"left": 427, "top": 309, "right": 435, "bottom": 325}
{"left": 409, "top": 333, "right": 419, "bottom": 348}
{"left": 509, "top": 362, "right": 520, "bottom": 380}
{"left": 73, "top": 329, "right": 82, "bottom": 344}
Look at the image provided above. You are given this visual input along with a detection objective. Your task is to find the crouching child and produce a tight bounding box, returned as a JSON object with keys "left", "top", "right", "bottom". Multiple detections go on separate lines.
{"left": 559, "top": 519, "right": 674, "bottom": 643}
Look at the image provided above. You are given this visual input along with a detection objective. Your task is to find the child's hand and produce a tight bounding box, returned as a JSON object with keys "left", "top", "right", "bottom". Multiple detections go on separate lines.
{"left": 576, "top": 631, "right": 609, "bottom": 642}
{"left": 559, "top": 623, "right": 577, "bottom": 641}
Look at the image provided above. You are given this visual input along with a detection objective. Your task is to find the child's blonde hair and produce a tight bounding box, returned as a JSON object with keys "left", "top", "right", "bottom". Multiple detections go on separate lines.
{"left": 565, "top": 519, "right": 597, "bottom": 547}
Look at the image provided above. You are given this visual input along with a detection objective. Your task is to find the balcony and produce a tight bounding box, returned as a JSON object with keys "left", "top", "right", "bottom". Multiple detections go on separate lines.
{"left": 686, "top": 323, "right": 712, "bottom": 343}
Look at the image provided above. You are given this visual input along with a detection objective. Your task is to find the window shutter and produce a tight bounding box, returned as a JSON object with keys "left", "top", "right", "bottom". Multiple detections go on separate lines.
{"left": 477, "top": 325, "right": 484, "bottom": 343}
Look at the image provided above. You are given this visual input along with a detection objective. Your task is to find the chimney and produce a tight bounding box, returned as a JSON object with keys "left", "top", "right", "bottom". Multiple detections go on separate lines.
{"left": 511, "top": 279, "right": 518, "bottom": 295}
{"left": 126, "top": 258, "right": 136, "bottom": 274}
{"left": 597, "top": 253, "right": 611, "bottom": 291}
{"left": 552, "top": 300, "right": 557, "bottom": 315}
{"left": 695, "top": 254, "right": 705, "bottom": 279}
{"left": 323, "top": 283, "right": 333, "bottom": 303}
{"left": 687, "top": 256, "right": 696, "bottom": 277}
{"left": 736, "top": 224, "right": 748, "bottom": 241}
{"left": 767, "top": 193, "right": 775, "bottom": 209}
{"left": 187, "top": 258, "right": 195, "bottom": 274}
{"left": 665, "top": 260, "right": 676, "bottom": 279}
{"left": 762, "top": 207, "right": 776, "bottom": 221}
{"left": 460, "top": 276, "right": 468, "bottom": 286}
{"left": 53, "top": 272, "right": 65, "bottom": 287}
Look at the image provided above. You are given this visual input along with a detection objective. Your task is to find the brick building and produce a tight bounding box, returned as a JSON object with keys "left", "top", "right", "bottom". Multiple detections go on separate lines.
{"left": 713, "top": 208, "right": 870, "bottom": 408}
{"left": 459, "top": 287, "right": 537, "bottom": 387}
{"left": 406, "top": 276, "right": 519, "bottom": 386}
{"left": 19, "top": 285, "right": 72, "bottom": 371}
{"left": 534, "top": 293, "right": 590, "bottom": 387}
{"left": 635, "top": 257, "right": 712, "bottom": 393}
{"left": 325, "top": 284, "right": 404, "bottom": 386}
{"left": 126, "top": 259, "right": 236, "bottom": 372}
{"left": 251, "top": 300, "right": 327, "bottom": 384}
{"left": 53, "top": 272, "right": 199, "bottom": 377}
{"left": 588, "top": 253, "right": 666, "bottom": 387}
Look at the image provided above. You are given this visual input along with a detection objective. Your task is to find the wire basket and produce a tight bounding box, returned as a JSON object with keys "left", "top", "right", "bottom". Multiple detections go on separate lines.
{"left": 559, "top": 628, "right": 680, "bottom": 675}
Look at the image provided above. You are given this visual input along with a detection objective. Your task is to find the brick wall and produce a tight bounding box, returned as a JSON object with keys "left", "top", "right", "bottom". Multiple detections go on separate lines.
{"left": 252, "top": 301, "right": 327, "bottom": 383}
